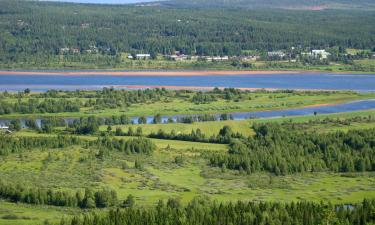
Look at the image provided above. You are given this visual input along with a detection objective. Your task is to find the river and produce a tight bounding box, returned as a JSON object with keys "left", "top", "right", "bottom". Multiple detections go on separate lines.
{"left": 0, "top": 72, "right": 374, "bottom": 92}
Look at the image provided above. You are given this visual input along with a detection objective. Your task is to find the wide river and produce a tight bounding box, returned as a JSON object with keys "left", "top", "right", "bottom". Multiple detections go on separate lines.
{"left": 0, "top": 72, "right": 374, "bottom": 92}
{"left": 0, "top": 71, "right": 374, "bottom": 124}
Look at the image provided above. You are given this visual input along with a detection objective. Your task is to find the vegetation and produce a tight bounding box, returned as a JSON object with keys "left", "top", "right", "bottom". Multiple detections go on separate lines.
{"left": 0, "top": 0, "right": 374, "bottom": 71}
{"left": 1, "top": 88, "right": 375, "bottom": 224}
{"left": 59, "top": 198, "right": 375, "bottom": 225}
{"left": 209, "top": 124, "right": 375, "bottom": 175}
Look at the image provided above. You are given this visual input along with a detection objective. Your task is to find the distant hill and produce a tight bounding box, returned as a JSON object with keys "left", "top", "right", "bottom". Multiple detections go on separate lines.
{"left": 161, "top": 0, "right": 375, "bottom": 10}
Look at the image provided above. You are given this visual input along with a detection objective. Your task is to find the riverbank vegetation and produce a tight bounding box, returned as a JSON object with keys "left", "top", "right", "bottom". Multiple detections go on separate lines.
{"left": 0, "top": 88, "right": 373, "bottom": 119}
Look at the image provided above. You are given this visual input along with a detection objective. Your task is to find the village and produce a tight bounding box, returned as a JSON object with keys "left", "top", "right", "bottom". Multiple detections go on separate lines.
{"left": 58, "top": 46, "right": 375, "bottom": 64}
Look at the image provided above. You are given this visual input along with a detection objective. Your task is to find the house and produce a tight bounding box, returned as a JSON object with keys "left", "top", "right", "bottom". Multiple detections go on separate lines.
{"left": 203, "top": 56, "right": 229, "bottom": 62}
{"left": 268, "top": 51, "right": 286, "bottom": 58}
{"left": 136, "top": 54, "right": 151, "bottom": 59}
{"left": 72, "top": 48, "right": 80, "bottom": 54}
{"left": 0, "top": 125, "right": 9, "bottom": 130}
{"left": 0, "top": 125, "right": 11, "bottom": 134}
{"left": 311, "top": 50, "right": 330, "bottom": 59}
{"left": 240, "top": 55, "right": 260, "bottom": 61}
{"left": 60, "top": 48, "right": 70, "bottom": 54}
{"left": 167, "top": 54, "right": 188, "bottom": 61}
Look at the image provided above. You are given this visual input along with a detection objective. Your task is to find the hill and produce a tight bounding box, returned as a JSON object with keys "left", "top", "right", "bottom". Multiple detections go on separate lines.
{"left": 162, "top": 0, "right": 375, "bottom": 10}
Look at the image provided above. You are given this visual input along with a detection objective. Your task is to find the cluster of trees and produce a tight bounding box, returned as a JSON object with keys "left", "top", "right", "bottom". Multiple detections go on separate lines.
{"left": 281, "top": 115, "right": 375, "bottom": 129}
{"left": 1, "top": 1, "right": 374, "bottom": 66}
{"left": 0, "top": 135, "right": 82, "bottom": 155}
{"left": 175, "top": 114, "right": 233, "bottom": 124}
{"left": 192, "top": 92, "right": 216, "bottom": 104}
{"left": 95, "top": 137, "right": 156, "bottom": 155}
{"left": 210, "top": 124, "right": 375, "bottom": 175}
{"left": 0, "top": 134, "right": 155, "bottom": 156}
{"left": 114, "top": 127, "right": 143, "bottom": 137}
{"left": 59, "top": 197, "right": 375, "bottom": 225}
{"left": 149, "top": 126, "right": 243, "bottom": 144}
{"left": 0, "top": 99, "right": 80, "bottom": 115}
{"left": 0, "top": 181, "right": 117, "bottom": 208}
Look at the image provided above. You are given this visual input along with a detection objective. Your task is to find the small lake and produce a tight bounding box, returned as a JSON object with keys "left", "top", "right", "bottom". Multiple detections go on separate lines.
{"left": 1, "top": 99, "right": 374, "bottom": 127}
{"left": 0, "top": 72, "right": 374, "bottom": 92}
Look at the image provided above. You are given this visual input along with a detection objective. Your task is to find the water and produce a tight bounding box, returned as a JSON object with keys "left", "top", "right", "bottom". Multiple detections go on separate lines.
{"left": 1, "top": 99, "right": 374, "bottom": 127}
{"left": 0, "top": 73, "right": 374, "bottom": 92}
{"left": 40, "top": 0, "right": 158, "bottom": 4}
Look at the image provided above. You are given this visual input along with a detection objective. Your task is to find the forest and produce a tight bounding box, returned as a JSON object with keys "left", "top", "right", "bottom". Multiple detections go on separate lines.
{"left": 0, "top": 0, "right": 374, "bottom": 68}
{"left": 209, "top": 124, "right": 375, "bottom": 175}
{"left": 60, "top": 198, "right": 375, "bottom": 225}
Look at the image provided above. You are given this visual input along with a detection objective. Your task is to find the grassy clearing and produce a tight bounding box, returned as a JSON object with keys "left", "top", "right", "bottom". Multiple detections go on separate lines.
{"left": 101, "top": 119, "right": 254, "bottom": 137}
{"left": 0, "top": 201, "right": 80, "bottom": 225}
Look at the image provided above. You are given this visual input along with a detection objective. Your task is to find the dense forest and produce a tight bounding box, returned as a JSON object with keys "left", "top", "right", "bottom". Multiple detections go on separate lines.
{"left": 0, "top": 0, "right": 374, "bottom": 66}
{"left": 164, "top": 0, "right": 375, "bottom": 10}
{"left": 209, "top": 124, "right": 375, "bottom": 175}
{"left": 59, "top": 198, "right": 375, "bottom": 225}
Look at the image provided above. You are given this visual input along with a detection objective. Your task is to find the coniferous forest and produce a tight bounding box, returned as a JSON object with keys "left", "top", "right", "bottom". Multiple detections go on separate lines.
{"left": 0, "top": 0, "right": 374, "bottom": 69}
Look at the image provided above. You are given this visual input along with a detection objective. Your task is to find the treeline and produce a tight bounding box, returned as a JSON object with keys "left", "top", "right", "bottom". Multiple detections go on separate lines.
{"left": 210, "top": 124, "right": 375, "bottom": 175}
{"left": 58, "top": 198, "right": 375, "bottom": 225}
{"left": 0, "top": 88, "right": 174, "bottom": 115}
{"left": 96, "top": 137, "right": 155, "bottom": 155}
{"left": 0, "top": 181, "right": 117, "bottom": 208}
{"left": 0, "top": 135, "right": 82, "bottom": 155}
{"left": 0, "top": 99, "right": 80, "bottom": 115}
{"left": 0, "top": 135, "right": 155, "bottom": 156}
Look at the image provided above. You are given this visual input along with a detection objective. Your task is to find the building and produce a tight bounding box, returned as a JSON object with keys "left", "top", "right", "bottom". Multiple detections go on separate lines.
{"left": 167, "top": 54, "right": 188, "bottom": 61}
{"left": 136, "top": 54, "right": 151, "bottom": 59}
{"left": 240, "top": 55, "right": 260, "bottom": 61}
{"left": 203, "top": 56, "right": 229, "bottom": 62}
{"left": 0, "top": 125, "right": 9, "bottom": 130}
{"left": 72, "top": 48, "right": 80, "bottom": 54}
{"left": 60, "top": 48, "right": 70, "bottom": 54}
{"left": 268, "top": 51, "right": 286, "bottom": 58}
{"left": 311, "top": 50, "right": 330, "bottom": 59}
{"left": 0, "top": 125, "right": 11, "bottom": 134}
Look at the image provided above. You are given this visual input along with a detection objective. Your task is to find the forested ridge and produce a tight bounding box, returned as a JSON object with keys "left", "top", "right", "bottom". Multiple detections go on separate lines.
{"left": 0, "top": 0, "right": 374, "bottom": 66}
{"left": 164, "top": 0, "right": 375, "bottom": 10}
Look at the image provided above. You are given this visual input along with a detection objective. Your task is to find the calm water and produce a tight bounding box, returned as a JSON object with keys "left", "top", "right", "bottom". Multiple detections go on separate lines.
{"left": 0, "top": 73, "right": 375, "bottom": 92}
{"left": 1, "top": 99, "right": 374, "bottom": 127}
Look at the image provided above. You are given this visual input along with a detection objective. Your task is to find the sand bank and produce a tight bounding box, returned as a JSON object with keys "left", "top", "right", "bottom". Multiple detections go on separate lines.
{"left": 0, "top": 70, "right": 304, "bottom": 76}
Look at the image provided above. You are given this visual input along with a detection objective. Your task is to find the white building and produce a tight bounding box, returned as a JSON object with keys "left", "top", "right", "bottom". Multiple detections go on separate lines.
{"left": 311, "top": 50, "right": 331, "bottom": 59}
{"left": 268, "top": 51, "right": 286, "bottom": 58}
{"left": 136, "top": 54, "right": 151, "bottom": 59}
